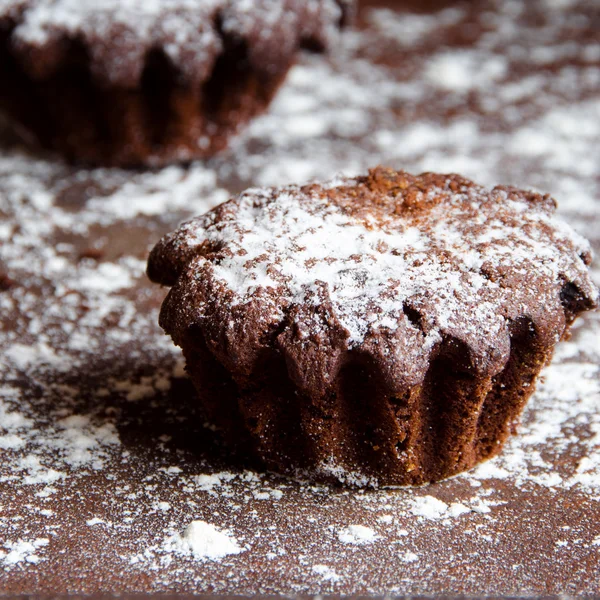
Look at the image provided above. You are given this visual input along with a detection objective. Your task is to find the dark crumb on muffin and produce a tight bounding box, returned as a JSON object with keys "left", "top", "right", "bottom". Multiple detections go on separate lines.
{"left": 148, "top": 167, "right": 598, "bottom": 487}
{"left": 0, "top": 0, "right": 354, "bottom": 166}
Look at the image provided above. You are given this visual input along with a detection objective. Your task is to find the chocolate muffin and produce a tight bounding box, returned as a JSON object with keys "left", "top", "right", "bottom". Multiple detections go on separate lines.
{"left": 0, "top": 0, "right": 353, "bottom": 166}
{"left": 147, "top": 168, "right": 598, "bottom": 487}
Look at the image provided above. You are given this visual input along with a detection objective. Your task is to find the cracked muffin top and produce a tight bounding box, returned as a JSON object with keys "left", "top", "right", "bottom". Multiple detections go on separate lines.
{"left": 148, "top": 167, "right": 598, "bottom": 391}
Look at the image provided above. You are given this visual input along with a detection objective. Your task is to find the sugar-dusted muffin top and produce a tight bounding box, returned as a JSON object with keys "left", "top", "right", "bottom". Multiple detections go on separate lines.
{"left": 148, "top": 167, "right": 597, "bottom": 389}
{"left": 0, "top": 0, "right": 353, "bottom": 86}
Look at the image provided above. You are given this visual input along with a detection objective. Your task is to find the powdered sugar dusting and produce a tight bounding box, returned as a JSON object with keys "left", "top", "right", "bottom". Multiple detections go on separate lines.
{"left": 164, "top": 171, "right": 594, "bottom": 358}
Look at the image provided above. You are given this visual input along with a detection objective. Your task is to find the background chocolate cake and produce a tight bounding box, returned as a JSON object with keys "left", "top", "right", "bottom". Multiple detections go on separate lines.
{"left": 0, "top": 0, "right": 599, "bottom": 595}
{"left": 0, "top": 0, "right": 353, "bottom": 166}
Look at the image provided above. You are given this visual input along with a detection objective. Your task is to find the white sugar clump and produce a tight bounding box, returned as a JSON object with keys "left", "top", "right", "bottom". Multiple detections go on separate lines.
{"left": 408, "top": 496, "right": 475, "bottom": 520}
{"left": 401, "top": 551, "right": 419, "bottom": 563}
{"left": 426, "top": 50, "right": 508, "bottom": 91}
{"left": 1, "top": 538, "right": 49, "bottom": 566}
{"left": 173, "top": 521, "right": 244, "bottom": 561}
{"left": 193, "top": 472, "right": 237, "bottom": 492}
{"left": 312, "top": 564, "right": 342, "bottom": 582}
{"left": 409, "top": 495, "right": 449, "bottom": 520}
{"left": 338, "top": 524, "right": 378, "bottom": 545}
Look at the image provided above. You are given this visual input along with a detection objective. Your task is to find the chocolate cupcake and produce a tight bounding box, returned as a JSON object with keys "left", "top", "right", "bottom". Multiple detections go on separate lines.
{"left": 0, "top": 0, "right": 353, "bottom": 166}
{"left": 147, "top": 168, "right": 598, "bottom": 487}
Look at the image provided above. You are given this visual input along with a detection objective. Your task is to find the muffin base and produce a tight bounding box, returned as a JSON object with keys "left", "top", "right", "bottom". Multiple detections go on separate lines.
{"left": 180, "top": 317, "right": 554, "bottom": 487}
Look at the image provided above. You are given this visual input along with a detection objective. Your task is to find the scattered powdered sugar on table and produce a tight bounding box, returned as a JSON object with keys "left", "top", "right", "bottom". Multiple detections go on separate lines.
{"left": 0, "top": 0, "right": 599, "bottom": 594}
{"left": 0, "top": 383, "right": 120, "bottom": 484}
{"left": 475, "top": 358, "right": 600, "bottom": 495}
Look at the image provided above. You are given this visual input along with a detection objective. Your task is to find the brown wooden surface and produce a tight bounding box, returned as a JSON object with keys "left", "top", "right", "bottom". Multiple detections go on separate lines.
{"left": 1, "top": 0, "right": 599, "bottom": 595}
